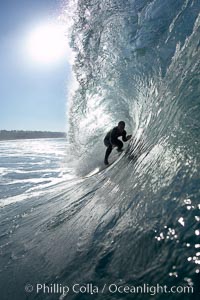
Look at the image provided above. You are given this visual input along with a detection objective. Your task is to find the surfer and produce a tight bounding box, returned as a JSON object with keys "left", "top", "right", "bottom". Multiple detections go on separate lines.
{"left": 104, "top": 121, "right": 132, "bottom": 165}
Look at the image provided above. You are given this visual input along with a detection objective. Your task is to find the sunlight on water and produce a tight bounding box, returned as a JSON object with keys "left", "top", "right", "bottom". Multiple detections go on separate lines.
{"left": 0, "top": 139, "right": 74, "bottom": 207}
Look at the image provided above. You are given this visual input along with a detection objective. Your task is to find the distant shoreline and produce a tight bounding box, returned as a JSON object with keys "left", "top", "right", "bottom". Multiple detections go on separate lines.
{"left": 0, "top": 130, "right": 66, "bottom": 141}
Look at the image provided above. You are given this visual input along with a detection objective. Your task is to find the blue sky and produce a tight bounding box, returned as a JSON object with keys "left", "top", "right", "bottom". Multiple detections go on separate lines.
{"left": 0, "top": 0, "right": 70, "bottom": 132}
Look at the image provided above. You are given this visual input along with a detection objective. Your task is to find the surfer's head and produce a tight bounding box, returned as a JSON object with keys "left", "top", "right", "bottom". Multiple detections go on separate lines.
{"left": 118, "top": 121, "right": 125, "bottom": 132}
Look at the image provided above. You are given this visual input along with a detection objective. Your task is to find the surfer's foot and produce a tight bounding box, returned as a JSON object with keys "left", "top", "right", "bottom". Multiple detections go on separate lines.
{"left": 104, "top": 159, "right": 109, "bottom": 165}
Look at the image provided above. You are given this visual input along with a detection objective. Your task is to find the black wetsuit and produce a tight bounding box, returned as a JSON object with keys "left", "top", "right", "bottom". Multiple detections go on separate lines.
{"left": 104, "top": 127, "right": 128, "bottom": 164}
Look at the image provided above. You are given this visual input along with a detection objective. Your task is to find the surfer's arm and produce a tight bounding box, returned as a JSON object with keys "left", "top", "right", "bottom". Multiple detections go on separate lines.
{"left": 122, "top": 131, "right": 132, "bottom": 142}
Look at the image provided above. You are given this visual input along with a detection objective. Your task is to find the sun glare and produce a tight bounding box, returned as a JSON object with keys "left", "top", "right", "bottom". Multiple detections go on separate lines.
{"left": 27, "top": 23, "right": 67, "bottom": 64}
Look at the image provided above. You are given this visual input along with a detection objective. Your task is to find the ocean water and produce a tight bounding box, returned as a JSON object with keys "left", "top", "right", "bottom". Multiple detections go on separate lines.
{"left": 1, "top": 0, "right": 200, "bottom": 299}
{"left": 0, "top": 139, "right": 74, "bottom": 207}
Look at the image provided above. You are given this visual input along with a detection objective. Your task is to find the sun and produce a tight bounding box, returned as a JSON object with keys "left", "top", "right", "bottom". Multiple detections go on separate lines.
{"left": 27, "top": 23, "right": 67, "bottom": 65}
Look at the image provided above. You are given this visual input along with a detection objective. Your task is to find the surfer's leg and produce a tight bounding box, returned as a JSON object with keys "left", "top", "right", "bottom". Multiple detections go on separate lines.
{"left": 115, "top": 139, "right": 123, "bottom": 151}
{"left": 104, "top": 145, "right": 112, "bottom": 165}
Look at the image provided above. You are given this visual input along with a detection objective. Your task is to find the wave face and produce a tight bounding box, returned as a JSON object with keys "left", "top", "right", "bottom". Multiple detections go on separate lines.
{"left": 65, "top": 0, "right": 200, "bottom": 296}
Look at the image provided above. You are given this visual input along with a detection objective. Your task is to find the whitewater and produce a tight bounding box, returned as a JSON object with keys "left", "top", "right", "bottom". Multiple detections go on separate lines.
{"left": 0, "top": 0, "right": 200, "bottom": 299}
